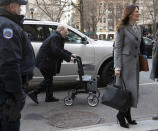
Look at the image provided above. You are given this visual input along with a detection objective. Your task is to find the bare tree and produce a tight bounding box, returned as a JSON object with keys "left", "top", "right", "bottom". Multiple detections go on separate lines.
{"left": 33, "top": 0, "right": 69, "bottom": 22}
{"left": 71, "top": 0, "right": 84, "bottom": 32}
{"left": 83, "top": 0, "right": 118, "bottom": 38}
{"left": 132, "top": 0, "right": 137, "bottom": 4}
{"left": 86, "top": 0, "right": 129, "bottom": 38}
{"left": 83, "top": 0, "right": 102, "bottom": 38}
{"left": 140, "top": 0, "right": 158, "bottom": 38}
{"left": 70, "top": 0, "right": 137, "bottom": 37}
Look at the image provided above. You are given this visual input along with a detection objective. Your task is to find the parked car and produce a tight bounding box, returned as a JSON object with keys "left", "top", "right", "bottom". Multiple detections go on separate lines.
{"left": 23, "top": 19, "right": 114, "bottom": 86}
{"left": 143, "top": 37, "right": 154, "bottom": 58}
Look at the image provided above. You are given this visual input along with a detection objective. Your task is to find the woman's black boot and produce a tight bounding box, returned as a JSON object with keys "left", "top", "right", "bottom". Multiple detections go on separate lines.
{"left": 124, "top": 108, "right": 137, "bottom": 125}
{"left": 117, "top": 111, "right": 129, "bottom": 128}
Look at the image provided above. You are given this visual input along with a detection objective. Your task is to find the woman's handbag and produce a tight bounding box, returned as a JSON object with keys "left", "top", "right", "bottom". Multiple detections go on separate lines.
{"left": 139, "top": 55, "right": 149, "bottom": 72}
{"left": 101, "top": 78, "right": 131, "bottom": 112}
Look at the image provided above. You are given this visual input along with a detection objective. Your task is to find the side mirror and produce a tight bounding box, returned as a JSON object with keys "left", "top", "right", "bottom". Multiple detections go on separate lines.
{"left": 82, "top": 37, "right": 88, "bottom": 44}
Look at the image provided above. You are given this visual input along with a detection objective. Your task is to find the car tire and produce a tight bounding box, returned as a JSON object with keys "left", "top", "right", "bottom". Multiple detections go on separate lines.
{"left": 100, "top": 61, "right": 114, "bottom": 86}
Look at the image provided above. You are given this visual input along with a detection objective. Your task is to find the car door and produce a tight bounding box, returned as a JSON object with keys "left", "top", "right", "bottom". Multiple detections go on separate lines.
{"left": 143, "top": 37, "right": 153, "bottom": 57}
{"left": 59, "top": 29, "right": 95, "bottom": 77}
{"left": 23, "top": 24, "right": 48, "bottom": 78}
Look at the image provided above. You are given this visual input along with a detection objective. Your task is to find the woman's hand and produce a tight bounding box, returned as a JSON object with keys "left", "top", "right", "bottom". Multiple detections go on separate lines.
{"left": 115, "top": 70, "right": 120, "bottom": 76}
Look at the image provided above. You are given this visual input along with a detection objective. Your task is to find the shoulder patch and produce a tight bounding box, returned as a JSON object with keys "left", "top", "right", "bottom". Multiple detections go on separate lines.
{"left": 3, "top": 28, "right": 13, "bottom": 39}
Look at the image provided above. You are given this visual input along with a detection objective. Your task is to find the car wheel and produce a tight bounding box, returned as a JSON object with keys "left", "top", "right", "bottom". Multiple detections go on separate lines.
{"left": 100, "top": 61, "right": 114, "bottom": 86}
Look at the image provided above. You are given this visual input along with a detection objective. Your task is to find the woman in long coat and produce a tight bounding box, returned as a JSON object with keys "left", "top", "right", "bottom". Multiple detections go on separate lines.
{"left": 114, "top": 5, "right": 141, "bottom": 128}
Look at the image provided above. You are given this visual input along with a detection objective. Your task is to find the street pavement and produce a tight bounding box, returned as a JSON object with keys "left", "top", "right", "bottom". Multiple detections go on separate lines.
{"left": 61, "top": 120, "right": 158, "bottom": 131}
{"left": 21, "top": 59, "right": 158, "bottom": 131}
{"left": 21, "top": 83, "right": 158, "bottom": 131}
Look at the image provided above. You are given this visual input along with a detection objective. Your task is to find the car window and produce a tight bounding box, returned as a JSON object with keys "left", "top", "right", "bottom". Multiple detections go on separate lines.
{"left": 66, "top": 30, "right": 82, "bottom": 44}
{"left": 48, "top": 25, "right": 57, "bottom": 35}
{"left": 23, "top": 24, "right": 47, "bottom": 42}
{"left": 47, "top": 26, "right": 83, "bottom": 44}
{"left": 143, "top": 38, "right": 152, "bottom": 45}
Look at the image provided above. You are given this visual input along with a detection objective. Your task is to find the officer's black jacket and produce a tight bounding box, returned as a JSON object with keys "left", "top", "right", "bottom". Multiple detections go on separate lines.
{"left": 36, "top": 31, "right": 72, "bottom": 75}
{"left": 0, "top": 9, "right": 35, "bottom": 93}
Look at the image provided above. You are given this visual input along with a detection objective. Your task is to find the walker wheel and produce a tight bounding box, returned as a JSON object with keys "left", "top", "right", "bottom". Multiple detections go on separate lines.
{"left": 93, "top": 89, "right": 100, "bottom": 98}
{"left": 64, "top": 96, "right": 73, "bottom": 106}
{"left": 87, "top": 94, "right": 99, "bottom": 107}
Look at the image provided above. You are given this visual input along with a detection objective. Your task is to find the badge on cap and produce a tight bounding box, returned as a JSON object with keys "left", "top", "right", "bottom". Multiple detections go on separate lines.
{"left": 3, "top": 28, "right": 13, "bottom": 39}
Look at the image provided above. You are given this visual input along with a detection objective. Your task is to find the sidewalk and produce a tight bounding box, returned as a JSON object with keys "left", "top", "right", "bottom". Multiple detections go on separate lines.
{"left": 21, "top": 84, "right": 158, "bottom": 131}
{"left": 61, "top": 119, "right": 158, "bottom": 131}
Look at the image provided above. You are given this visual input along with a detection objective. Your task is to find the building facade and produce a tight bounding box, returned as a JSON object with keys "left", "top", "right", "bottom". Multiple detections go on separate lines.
{"left": 96, "top": 0, "right": 130, "bottom": 40}
{"left": 136, "top": 0, "right": 158, "bottom": 37}
{"left": 25, "top": 0, "right": 158, "bottom": 39}
{"left": 73, "top": 0, "right": 131, "bottom": 40}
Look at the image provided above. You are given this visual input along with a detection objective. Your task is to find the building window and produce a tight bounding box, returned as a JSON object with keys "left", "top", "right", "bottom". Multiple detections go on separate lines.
{"left": 100, "top": 26, "right": 103, "bottom": 32}
{"left": 104, "top": 3, "right": 106, "bottom": 8}
{"left": 108, "top": 18, "right": 113, "bottom": 23}
{"left": 103, "top": 18, "right": 106, "bottom": 23}
{"left": 100, "top": 18, "right": 102, "bottom": 23}
{"left": 103, "top": 9, "right": 106, "bottom": 15}
{"left": 108, "top": 26, "right": 114, "bottom": 31}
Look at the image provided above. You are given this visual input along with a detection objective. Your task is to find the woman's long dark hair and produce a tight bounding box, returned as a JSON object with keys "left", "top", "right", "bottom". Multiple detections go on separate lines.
{"left": 116, "top": 5, "right": 139, "bottom": 32}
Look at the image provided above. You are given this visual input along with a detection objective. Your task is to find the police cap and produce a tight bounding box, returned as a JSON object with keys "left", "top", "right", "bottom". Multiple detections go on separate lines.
{"left": 0, "top": 0, "right": 27, "bottom": 6}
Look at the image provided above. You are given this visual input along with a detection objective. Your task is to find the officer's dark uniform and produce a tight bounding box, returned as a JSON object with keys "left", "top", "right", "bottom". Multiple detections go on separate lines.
{"left": 0, "top": 0, "right": 35, "bottom": 131}
{"left": 28, "top": 31, "right": 72, "bottom": 103}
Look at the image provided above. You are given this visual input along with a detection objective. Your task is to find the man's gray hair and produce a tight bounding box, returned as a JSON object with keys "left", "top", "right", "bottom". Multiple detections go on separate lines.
{"left": 57, "top": 25, "right": 67, "bottom": 32}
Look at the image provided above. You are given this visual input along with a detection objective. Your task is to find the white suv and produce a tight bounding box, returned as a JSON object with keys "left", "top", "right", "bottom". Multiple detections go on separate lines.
{"left": 23, "top": 19, "right": 114, "bottom": 86}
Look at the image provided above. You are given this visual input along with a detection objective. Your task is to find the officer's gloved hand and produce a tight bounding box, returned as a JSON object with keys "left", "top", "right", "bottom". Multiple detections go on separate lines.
{"left": 2, "top": 92, "right": 26, "bottom": 121}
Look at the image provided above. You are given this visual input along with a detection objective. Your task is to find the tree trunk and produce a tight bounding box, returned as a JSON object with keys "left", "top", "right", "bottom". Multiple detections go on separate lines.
{"left": 132, "top": 0, "right": 137, "bottom": 4}
{"left": 80, "top": 0, "right": 84, "bottom": 32}
{"left": 153, "top": 0, "right": 157, "bottom": 38}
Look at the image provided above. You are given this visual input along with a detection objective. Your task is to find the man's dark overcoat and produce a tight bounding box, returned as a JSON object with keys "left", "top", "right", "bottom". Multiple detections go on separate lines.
{"left": 36, "top": 31, "right": 72, "bottom": 75}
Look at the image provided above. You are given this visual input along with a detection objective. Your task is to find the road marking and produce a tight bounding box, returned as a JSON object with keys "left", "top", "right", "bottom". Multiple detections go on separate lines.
{"left": 139, "top": 82, "right": 158, "bottom": 86}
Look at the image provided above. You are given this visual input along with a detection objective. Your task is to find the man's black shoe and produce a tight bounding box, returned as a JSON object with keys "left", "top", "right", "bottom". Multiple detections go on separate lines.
{"left": 28, "top": 91, "right": 39, "bottom": 104}
{"left": 45, "top": 96, "right": 59, "bottom": 102}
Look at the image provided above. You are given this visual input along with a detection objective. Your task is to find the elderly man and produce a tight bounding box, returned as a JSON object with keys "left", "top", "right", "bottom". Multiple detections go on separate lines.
{"left": 28, "top": 25, "right": 76, "bottom": 104}
{"left": 0, "top": 0, "right": 35, "bottom": 131}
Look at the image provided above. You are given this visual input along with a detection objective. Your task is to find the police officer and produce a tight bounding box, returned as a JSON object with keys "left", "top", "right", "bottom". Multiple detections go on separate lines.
{"left": 28, "top": 25, "right": 76, "bottom": 104}
{"left": 0, "top": 0, "right": 35, "bottom": 131}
